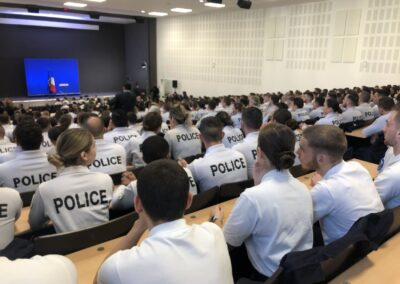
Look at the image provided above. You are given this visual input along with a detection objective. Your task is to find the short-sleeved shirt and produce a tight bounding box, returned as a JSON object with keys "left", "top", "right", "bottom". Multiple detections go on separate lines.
{"left": 104, "top": 127, "right": 140, "bottom": 148}
{"left": 97, "top": 219, "right": 233, "bottom": 284}
{"left": 88, "top": 139, "right": 126, "bottom": 175}
{"left": 362, "top": 113, "right": 390, "bottom": 137}
{"left": 0, "top": 187, "right": 22, "bottom": 249}
{"left": 223, "top": 170, "right": 313, "bottom": 277}
{"left": 232, "top": 132, "right": 259, "bottom": 179}
{"left": 315, "top": 112, "right": 343, "bottom": 127}
{"left": 341, "top": 107, "right": 363, "bottom": 123}
{"left": 356, "top": 103, "right": 375, "bottom": 121}
{"left": 222, "top": 126, "right": 244, "bottom": 148}
{"left": 164, "top": 125, "right": 202, "bottom": 159}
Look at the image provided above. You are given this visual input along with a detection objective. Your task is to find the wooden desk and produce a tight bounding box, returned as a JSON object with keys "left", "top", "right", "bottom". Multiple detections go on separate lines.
{"left": 330, "top": 233, "right": 400, "bottom": 284}
{"left": 345, "top": 127, "right": 367, "bottom": 139}
{"left": 67, "top": 198, "right": 238, "bottom": 284}
{"left": 15, "top": 207, "right": 30, "bottom": 235}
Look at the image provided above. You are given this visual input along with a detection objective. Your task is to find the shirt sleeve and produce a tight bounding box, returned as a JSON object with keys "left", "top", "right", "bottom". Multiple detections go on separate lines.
{"left": 28, "top": 189, "right": 49, "bottom": 230}
{"left": 362, "top": 116, "right": 386, "bottom": 137}
{"left": 97, "top": 253, "right": 123, "bottom": 284}
{"left": 310, "top": 182, "right": 335, "bottom": 223}
{"left": 223, "top": 195, "right": 258, "bottom": 247}
{"left": 374, "top": 168, "right": 399, "bottom": 207}
{"left": 110, "top": 182, "right": 137, "bottom": 210}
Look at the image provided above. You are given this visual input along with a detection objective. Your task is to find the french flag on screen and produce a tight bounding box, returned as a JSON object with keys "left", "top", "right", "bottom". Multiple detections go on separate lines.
{"left": 48, "top": 72, "right": 56, "bottom": 94}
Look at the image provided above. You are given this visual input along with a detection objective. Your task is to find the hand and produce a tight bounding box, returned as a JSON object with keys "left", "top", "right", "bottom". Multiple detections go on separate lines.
{"left": 311, "top": 173, "right": 322, "bottom": 187}
{"left": 177, "top": 159, "right": 188, "bottom": 168}
{"left": 128, "top": 215, "right": 148, "bottom": 237}
{"left": 121, "top": 171, "right": 136, "bottom": 186}
{"left": 210, "top": 206, "right": 224, "bottom": 221}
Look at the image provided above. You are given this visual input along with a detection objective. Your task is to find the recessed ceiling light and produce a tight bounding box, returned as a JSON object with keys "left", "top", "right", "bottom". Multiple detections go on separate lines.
{"left": 148, "top": 11, "right": 168, "bottom": 16}
{"left": 204, "top": 3, "right": 226, "bottom": 8}
{"left": 171, "top": 8, "right": 192, "bottom": 13}
{"left": 141, "top": 10, "right": 146, "bottom": 14}
{"left": 64, "top": 2, "right": 87, "bottom": 8}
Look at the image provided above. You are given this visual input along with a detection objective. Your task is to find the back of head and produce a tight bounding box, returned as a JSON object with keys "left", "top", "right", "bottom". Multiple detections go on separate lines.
{"left": 169, "top": 105, "right": 189, "bottom": 125}
{"left": 215, "top": 111, "right": 233, "bottom": 127}
{"left": 233, "top": 102, "right": 243, "bottom": 113}
{"left": 77, "top": 112, "right": 96, "bottom": 126}
{"left": 302, "top": 125, "right": 347, "bottom": 163}
{"left": 326, "top": 98, "right": 342, "bottom": 114}
{"left": 293, "top": 97, "right": 304, "bottom": 109}
{"left": 272, "top": 108, "right": 298, "bottom": 130}
{"left": 242, "top": 107, "right": 262, "bottom": 130}
{"left": 14, "top": 122, "right": 42, "bottom": 150}
{"left": 143, "top": 112, "right": 162, "bottom": 132}
{"left": 314, "top": 96, "right": 324, "bottom": 107}
{"left": 0, "top": 112, "right": 10, "bottom": 125}
{"left": 258, "top": 123, "right": 296, "bottom": 171}
{"left": 36, "top": 117, "right": 50, "bottom": 131}
{"left": 199, "top": 116, "right": 223, "bottom": 143}
{"left": 378, "top": 96, "right": 395, "bottom": 112}
{"left": 124, "top": 83, "right": 132, "bottom": 91}
{"left": 111, "top": 109, "right": 128, "bottom": 127}
{"left": 271, "top": 94, "right": 280, "bottom": 105}
{"left": 347, "top": 93, "right": 359, "bottom": 106}
{"left": 360, "top": 91, "right": 371, "bottom": 103}
{"left": 49, "top": 128, "right": 93, "bottom": 168}
{"left": 48, "top": 126, "right": 65, "bottom": 144}
{"left": 142, "top": 136, "right": 169, "bottom": 164}
{"left": 137, "top": 159, "right": 189, "bottom": 222}
{"left": 127, "top": 112, "right": 137, "bottom": 125}
{"left": 83, "top": 116, "right": 104, "bottom": 139}
{"left": 208, "top": 99, "right": 217, "bottom": 110}
{"left": 59, "top": 114, "right": 72, "bottom": 129}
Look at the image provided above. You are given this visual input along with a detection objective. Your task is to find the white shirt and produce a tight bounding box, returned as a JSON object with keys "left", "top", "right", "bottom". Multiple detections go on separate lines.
{"left": 104, "top": 127, "right": 140, "bottom": 148}
{"left": 188, "top": 144, "right": 248, "bottom": 192}
{"left": 315, "top": 112, "right": 343, "bottom": 127}
{"left": 232, "top": 132, "right": 258, "bottom": 179}
{"left": 40, "top": 132, "right": 53, "bottom": 154}
{"left": 231, "top": 113, "right": 242, "bottom": 129}
{"left": 375, "top": 147, "right": 400, "bottom": 209}
{"left": 362, "top": 113, "right": 390, "bottom": 137}
{"left": 304, "top": 102, "right": 314, "bottom": 113}
{"left": 97, "top": 219, "right": 233, "bottom": 284}
{"left": 311, "top": 161, "right": 384, "bottom": 244}
{"left": 0, "top": 187, "right": 22, "bottom": 250}
{"left": 0, "top": 139, "right": 16, "bottom": 155}
{"left": 2, "top": 124, "right": 14, "bottom": 141}
{"left": 224, "top": 170, "right": 313, "bottom": 277}
{"left": 341, "top": 107, "right": 363, "bottom": 124}
{"left": 164, "top": 125, "right": 202, "bottom": 159}
{"left": 162, "top": 111, "right": 170, "bottom": 123}
{"left": 161, "top": 122, "right": 170, "bottom": 134}
{"left": 0, "top": 150, "right": 57, "bottom": 193}
{"left": 309, "top": 107, "right": 325, "bottom": 120}
{"left": 291, "top": 108, "right": 310, "bottom": 122}
{"left": 195, "top": 111, "right": 217, "bottom": 128}
{"left": 88, "top": 139, "right": 126, "bottom": 175}
{"left": 0, "top": 255, "right": 77, "bottom": 284}
{"left": 124, "top": 131, "right": 157, "bottom": 167}
{"left": 29, "top": 166, "right": 113, "bottom": 233}
{"left": 222, "top": 126, "right": 244, "bottom": 148}
{"left": 111, "top": 167, "right": 198, "bottom": 211}
{"left": 356, "top": 103, "right": 375, "bottom": 121}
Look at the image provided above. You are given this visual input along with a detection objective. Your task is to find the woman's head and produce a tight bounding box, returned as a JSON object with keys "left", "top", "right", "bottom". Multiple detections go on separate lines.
{"left": 257, "top": 123, "right": 296, "bottom": 171}
{"left": 49, "top": 128, "right": 95, "bottom": 168}
{"left": 169, "top": 105, "right": 189, "bottom": 126}
{"left": 324, "top": 98, "right": 342, "bottom": 115}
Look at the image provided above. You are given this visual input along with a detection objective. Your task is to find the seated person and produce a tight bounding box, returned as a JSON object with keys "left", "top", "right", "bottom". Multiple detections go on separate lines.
{"left": 356, "top": 91, "right": 375, "bottom": 122}
{"left": 96, "top": 160, "right": 233, "bottom": 284}
{"left": 84, "top": 116, "right": 127, "bottom": 176}
{"left": 0, "top": 254, "right": 77, "bottom": 284}
{"left": 188, "top": 117, "right": 248, "bottom": 192}
{"left": 375, "top": 106, "right": 400, "bottom": 208}
{"left": 289, "top": 97, "right": 310, "bottom": 122}
{"left": 0, "top": 125, "right": 16, "bottom": 156}
{"left": 111, "top": 135, "right": 197, "bottom": 211}
{"left": 104, "top": 110, "right": 140, "bottom": 147}
{"left": 315, "top": 99, "right": 343, "bottom": 127}
{"left": 0, "top": 122, "right": 57, "bottom": 193}
{"left": 214, "top": 123, "right": 313, "bottom": 280}
{"left": 308, "top": 96, "right": 325, "bottom": 120}
{"left": 297, "top": 125, "right": 384, "bottom": 244}
{"left": 37, "top": 117, "right": 53, "bottom": 153}
{"left": 216, "top": 111, "right": 244, "bottom": 149}
{"left": 341, "top": 93, "right": 363, "bottom": 124}
{"left": 363, "top": 96, "right": 394, "bottom": 137}
{"left": 29, "top": 129, "right": 113, "bottom": 233}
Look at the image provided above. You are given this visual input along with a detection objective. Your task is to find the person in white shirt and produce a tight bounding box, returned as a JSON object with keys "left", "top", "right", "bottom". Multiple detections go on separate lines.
{"left": 0, "top": 255, "right": 77, "bottom": 284}
{"left": 188, "top": 117, "right": 248, "bottom": 192}
{"left": 0, "top": 113, "right": 15, "bottom": 141}
{"left": 363, "top": 97, "right": 394, "bottom": 137}
{"left": 216, "top": 111, "right": 244, "bottom": 148}
{"left": 231, "top": 102, "right": 243, "bottom": 129}
{"left": 29, "top": 128, "right": 113, "bottom": 233}
{"left": 309, "top": 96, "right": 325, "bottom": 120}
{"left": 341, "top": 93, "right": 363, "bottom": 124}
{"left": 0, "top": 125, "right": 16, "bottom": 156}
{"left": 232, "top": 107, "right": 262, "bottom": 179}
{"left": 111, "top": 136, "right": 198, "bottom": 210}
{"left": 371, "top": 90, "right": 386, "bottom": 118}
{"left": 0, "top": 122, "right": 57, "bottom": 193}
{"left": 195, "top": 99, "right": 218, "bottom": 128}
{"left": 315, "top": 98, "right": 343, "bottom": 127}
{"left": 37, "top": 117, "right": 53, "bottom": 153}
{"left": 0, "top": 187, "right": 22, "bottom": 253}
{"left": 262, "top": 94, "right": 279, "bottom": 122}
{"left": 164, "top": 105, "right": 201, "bottom": 160}
{"left": 83, "top": 116, "right": 127, "bottom": 176}
{"left": 356, "top": 91, "right": 375, "bottom": 122}
{"left": 97, "top": 160, "right": 233, "bottom": 284}
{"left": 303, "top": 92, "right": 314, "bottom": 112}
{"left": 104, "top": 110, "right": 140, "bottom": 147}
{"left": 289, "top": 97, "right": 310, "bottom": 122}
{"left": 375, "top": 106, "right": 400, "bottom": 209}
{"left": 222, "top": 96, "right": 234, "bottom": 115}
{"left": 297, "top": 125, "right": 384, "bottom": 244}
{"left": 213, "top": 123, "right": 313, "bottom": 281}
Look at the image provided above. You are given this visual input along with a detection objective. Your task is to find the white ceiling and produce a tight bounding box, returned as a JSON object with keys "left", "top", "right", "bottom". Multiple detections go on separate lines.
{"left": 0, "top": 0, "right": 322, "bottom": 23}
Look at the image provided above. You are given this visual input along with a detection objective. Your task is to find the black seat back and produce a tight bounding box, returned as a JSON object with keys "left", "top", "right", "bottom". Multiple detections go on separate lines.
{"left": 20, "top": 191, "right": 35, "bottom": 207}
{"left": 219, "top": 179, "right": 254, "bottom": 202}
{"left": 185, "top": 186, "right": 219, "bottom": 214}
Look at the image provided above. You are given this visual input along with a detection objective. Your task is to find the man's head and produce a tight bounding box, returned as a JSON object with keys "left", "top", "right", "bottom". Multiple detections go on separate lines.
{"left": 298, "top": 125, "right": 347, "bottom": 171}
{"left": 142, "top": 112, "right": 162, "bottom": 132}
{"left": 83, "top": 116, "right": 105, "bottom": 139}
{"left": 241, "top": 107, "right": 262, "bottom": 133}
{"left": 142, "top": 136, "right": 170, "bottom": 164}
{"left": 378, "top": 97, "right": 395, "bottom": 114}
{"left": 123, "top": 83, "right": 132, "bottom": 92}
{"left": 199, "top": 117, "right": 224, "bottom": 144}
{"left": 111, "top": 110, "right": 128, "bottom": 128}
{"left": 36, "top": 117, "right": 51, "bottom": 132}
{"left": 345, "top": 93, "right": 359, "bottom": 108}
{"left": 359, "top": 91, "right": 371, "bottom": 104}
{"left": 383, "top": 106, "right": 400, "bottom": 147}
{"left": 14, "top": 122, "right": 43, "bottom": 150}
{"left": 136, "top": 159, "right": 191, "bottom": 223}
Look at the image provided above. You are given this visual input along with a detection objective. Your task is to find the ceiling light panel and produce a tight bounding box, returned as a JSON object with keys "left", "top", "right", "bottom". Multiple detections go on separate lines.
{"left": 64, "top": 2, "right": 87, "bottom": 8}
{"left": 170, "top": 8, "right": 192, "bottom": 13}
{"left": 148, "top": 11, "right": 168, "bottom": 16}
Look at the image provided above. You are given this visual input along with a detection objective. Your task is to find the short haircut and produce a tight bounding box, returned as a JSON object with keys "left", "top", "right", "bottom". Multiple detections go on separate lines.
{"left": 111, "top": 109, "right": 128, "bottom": 127}
{"left": 302, "top": 125, "right": 347, "bottom": 163}
{"left": 326, "top": 98, "right": 342, "bottom": 114}
{"left": 360, "top": 91, "right": 370, "bottom": 103}
{"left": 77, "top": 112, "right": 97, "bottom": 125}
{"left": 242, "top": 107, "right": 262, "bottom": 130}
{"left": 314, "top": 96, "right": 325, "bottom": 107}
{"left": 258, "top": 123, "right": 295, "bottom": 171}
{"left": 208, "top": 100, "right": 217, "bottom": 110}
{"left": 59, "top": 114, "right": 72, "bottom": 129}
{"left": 0, "top": 113, "right": 10, "bottom": 124}
{"left": 142, "top": 136, "right": 169, "bottom": 164}
{"left": 137, "top": 159, "right": 189, "bottom": 222}
{"left": 272, "top": 108, "right": 298, "bottom": 130}
{"left": 215, "top": 111, "right": 234, "bottom": 127}
{"left": 169, "top": 105, "right": 189, "bottom": 125}
{"left": 347, "top": 93, "right": 359, "bottom": 106}
{"left": 142, "top": 112, "right": 162, "bottom": 132}
{"left": 48, "top": 126, "right": 65, "bottom": 143}
{"left": 36, "top": 117, "right": 50, "bottom": 131}
{"left": 14, "top": 122, "right": 43, "bottom": 150}
{"left": 378, "top": 97, "right": 395, "bottom": 111}
{"left": 127, "top": 112, "right": 137, "bottom": 124}
{"left": 233, "top": 102, "right": 243, "bottom": 112}
{"left": 83, "top": 116, "right": 104, "bottom": 139}
{"left": 271, "top": 94, "right": 280, "bottom": 105}
{"left": 293, "top": 97, "right": 304, "bottom": 109}
{"left": 199, "top": 116, "right": 223, "bottom": 143}
{"left": 223, "top": 96, "right": 232, "bottom": 106}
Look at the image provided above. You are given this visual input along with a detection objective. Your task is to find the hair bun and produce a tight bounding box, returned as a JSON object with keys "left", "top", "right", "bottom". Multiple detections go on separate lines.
{"left": 47, "top": 153, "right": 65, "bottom": 168}
{"left": 276, "top": 151, "right": 295, "bottom": 170}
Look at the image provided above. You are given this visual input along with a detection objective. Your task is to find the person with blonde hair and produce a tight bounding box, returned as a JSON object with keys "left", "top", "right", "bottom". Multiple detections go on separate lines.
{"left": 29, "top": 128, "right": 113, "bottom": 233}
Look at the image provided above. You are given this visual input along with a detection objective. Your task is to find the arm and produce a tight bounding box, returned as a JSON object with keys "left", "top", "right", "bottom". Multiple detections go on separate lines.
{"left": 310, "top": 183, "right": 335, "bottom": 223}
{"left": 374, "top": 168, "right": 399, "bottom": 207}
{"left": 362, "top": 116, "right": 384, "bottom": 137}
{"left": 28, "top": 189, "right": 50, "bottom": 230}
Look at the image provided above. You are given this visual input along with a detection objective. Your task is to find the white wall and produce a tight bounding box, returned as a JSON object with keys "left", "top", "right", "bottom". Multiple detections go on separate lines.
{"left": 157, "top": 0, "right": 400, "bottom": 96}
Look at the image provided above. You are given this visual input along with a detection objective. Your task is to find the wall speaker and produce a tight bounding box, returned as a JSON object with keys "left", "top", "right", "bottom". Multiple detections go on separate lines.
{"left": 172, "top": 80, "right": 178, "bottom": 89}
{"left": 237, "top": 0, "right": 252, "bottom": 9}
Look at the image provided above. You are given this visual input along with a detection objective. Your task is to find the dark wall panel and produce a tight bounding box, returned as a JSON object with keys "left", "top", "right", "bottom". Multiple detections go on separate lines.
{"left": 0, "top": 23, "right": 126, "bottom": 97}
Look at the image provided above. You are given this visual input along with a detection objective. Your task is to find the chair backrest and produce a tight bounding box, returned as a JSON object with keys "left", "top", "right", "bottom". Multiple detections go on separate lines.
{"left": 185, "top": 186, "right": 219, "bottom": 214}
{"left": 110, "top": 172, "right": 123, "bottom": 185}
{"left": 383, "top": 205, "right": 400, "bottom": 242}
{"left": 34, "top": 211, "right": 138, "bottom": 255}
{"left": 289, "top": 165, "right": 312, "bottom": 178}
{"left": 320, "top": 244, "right": 358, "bottom": 282}
{"left": 265, "top": 267, "right": 283, "bottom": 284}
{"left": 183, "top": 153, "right": 204, "bottom": 164}
{"left": 219, "top": 179, "right": 254, "bottom": 202}
{"left": 20, "top": 190, "right": 35, "bottom": 207}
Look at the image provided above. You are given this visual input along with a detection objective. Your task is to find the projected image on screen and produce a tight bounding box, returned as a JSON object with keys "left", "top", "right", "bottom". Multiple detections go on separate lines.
{"left": 24, "top": 59, "right": 81, "bottom": 97}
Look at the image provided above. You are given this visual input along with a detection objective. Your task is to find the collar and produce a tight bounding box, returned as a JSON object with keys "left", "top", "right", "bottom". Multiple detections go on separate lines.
{"left": 58, "top": 165, "right": 90, "bottom": 176}
{"left": 205, "top": 144, "right": 226, "bottom": 155}
{"left": 149, "top": 219, "right": 187, "bottom": 237}
{"left": 245, "top": 131, "right": 259, "bottom": 141}
{"left": 113, "top": 127, "right": 129, "bottom": 132}
{"left": 16, "top": 150, "right": 46, "bottom": 159}
{"left": 260, "top": 169, "right": 290, "bottom": 183}
{"left": 323, "top": 160, "right": 345, "bottom": 179}
{"left": 325, "top": 112, "right": 338, "bottom": 118}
